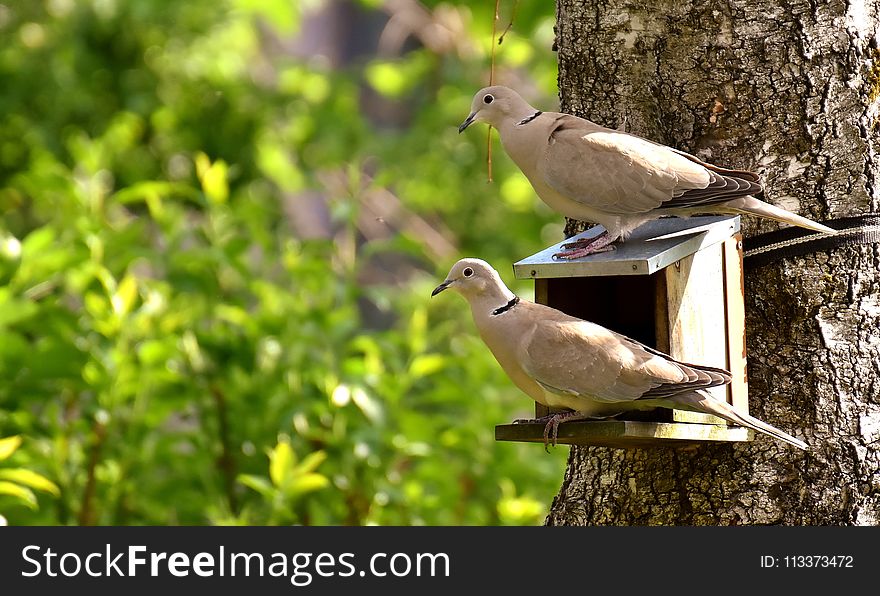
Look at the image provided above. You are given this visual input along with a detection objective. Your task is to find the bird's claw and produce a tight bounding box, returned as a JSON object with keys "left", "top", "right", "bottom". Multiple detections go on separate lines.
{"left": 541, "top": 416, "right": 563, "bottom": 452}
{"left": 540, "top": 411, "right": 593, "bottom": 451}
{"left": 553, "top": 234, "right": 616, "bottom": 260}
{"left": 560, "top": 238, "right": 593, "bottom": 250}
{"left": 552, "top": 244, "right": 616, "bottom": 260}
{"left": 513, "top": 414, "right": 556, "bottom": 425}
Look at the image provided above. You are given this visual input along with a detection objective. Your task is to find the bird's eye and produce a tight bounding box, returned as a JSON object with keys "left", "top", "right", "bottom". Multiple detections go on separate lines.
{"left": 483, "top": 94, "right": 494, "bottom": 104}
{"left": 463, "top": 267, "right": 474, "bottom": 277}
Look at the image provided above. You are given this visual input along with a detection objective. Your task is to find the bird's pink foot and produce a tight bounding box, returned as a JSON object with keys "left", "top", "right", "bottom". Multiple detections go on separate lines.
{"left": 553, "top": 231, "right": 617, "bottom": 260}
{"left": 554, "top": 244, "right": 616, "bottom": 259}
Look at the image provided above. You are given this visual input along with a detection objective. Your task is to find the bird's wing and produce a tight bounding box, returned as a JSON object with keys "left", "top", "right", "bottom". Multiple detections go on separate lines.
{"left": 538, "top": 114, "right": 762, "bottom": 214}
{"left": 517, "top": 307, "right": 730, "bottom": 404}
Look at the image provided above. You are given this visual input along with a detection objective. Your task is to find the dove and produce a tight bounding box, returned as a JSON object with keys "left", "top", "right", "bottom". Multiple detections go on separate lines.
{"left": 459, "top": 86, "right": 836, "bottom": 259}
{"left": 431, "top": 258, "right": 808, "bottom": 450}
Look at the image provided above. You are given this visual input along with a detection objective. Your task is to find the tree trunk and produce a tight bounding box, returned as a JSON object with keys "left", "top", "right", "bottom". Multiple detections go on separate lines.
{"left": 548, "top": 0, "right": 880, "bottom": 525}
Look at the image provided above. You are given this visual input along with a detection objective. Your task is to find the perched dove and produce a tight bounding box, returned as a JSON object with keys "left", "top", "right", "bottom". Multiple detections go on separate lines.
{"left": 432, "top": 258, "right": 808, "bottom": 450}
{"left": 459, "top": 86, "right": 836, "bottom": 259}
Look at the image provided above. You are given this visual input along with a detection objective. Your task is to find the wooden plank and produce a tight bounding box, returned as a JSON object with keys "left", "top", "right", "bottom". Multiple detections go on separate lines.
{"left": 495, "top": 420, "right": 752, "bottom": 448}
{"left": 723, "top": 234, "right": 749, "bottom": 414}
{"left": 514, "top": 215, "right": 741, "bottom": 278}
{"left": 663, "top": 243, "right": 729, "bottom": 423}
{"left": 653, "top": 270, "right": 670, "bottom": 354}
{"left": 534, "top": 277, "right": 549, "bottom": 306}
{"left": 534, "top": 278, "right": 551, "bottom": 419}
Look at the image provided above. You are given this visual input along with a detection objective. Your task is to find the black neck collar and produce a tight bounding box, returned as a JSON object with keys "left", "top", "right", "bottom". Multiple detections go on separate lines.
{"left": 516, "top": 111, "right": 542, "bottom": 126}
{"left": 491, "top": 296, "right": 520, "bottom": 316}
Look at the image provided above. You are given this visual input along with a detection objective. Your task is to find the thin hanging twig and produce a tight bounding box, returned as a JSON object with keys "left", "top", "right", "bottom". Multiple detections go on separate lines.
{"left": 486, "top": 1, "right": 519, "bottom": 182}
{"left": 498, "top": 0, "right": 519, "bottom": 45}
{"left": 486, "top": 0, "right": 502, "bottom": 182}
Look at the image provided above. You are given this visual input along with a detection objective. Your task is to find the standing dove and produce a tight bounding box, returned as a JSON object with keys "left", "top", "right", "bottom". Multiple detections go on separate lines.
{"left": 459, "top": 86, "right": 835, "bottom": 259}
{"left": 432, "top": 258, "right": 808, "bottom": 450}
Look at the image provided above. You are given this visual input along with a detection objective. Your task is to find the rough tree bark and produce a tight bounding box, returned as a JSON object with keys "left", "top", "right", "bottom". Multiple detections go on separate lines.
{"left": 548, "top": 0, "right": 880, "bottom": 525}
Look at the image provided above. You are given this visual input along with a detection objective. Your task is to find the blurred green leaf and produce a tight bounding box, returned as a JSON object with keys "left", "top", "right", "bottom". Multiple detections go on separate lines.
{"left": 296, "top": 451, "right": 327, "bottom": 476}
{"left": 236, "top": 0, "right": 300, "bottom": 33}
{"left": 0, "top": 292, "right": 38, "bottom": 327}
{"left": 351, "top": 386, "right": 384, "bottom": 425}
{"left": 497, "top": 478, "right": 547, "bottom": 525}
{"left": 366, "top": 62, "right": 409, "bottom": 98}
{"left": 365, "top": 53, "right": 431, "bottom": 99}
{"left": 409, "top": 354, "right": 445, "bottom": 378}
{"left": 21, "top": 228, "right": 55, "bottom": 256}
{"left": 0, "top": 0, "right": 565, "bottom": 527}
{"left": 237, "top": 474, "right": 275, "bottom": 499}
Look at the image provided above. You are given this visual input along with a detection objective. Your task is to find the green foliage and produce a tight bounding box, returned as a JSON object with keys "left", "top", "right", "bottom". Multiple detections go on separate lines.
{"left": 0, "top": 435, "right": 61, "bottom": 513}
{"left": 0, "top": 0, "right": 566, "bottom": 525}
{"left": 235, "top": 438, "right": 330, "bottom": 525}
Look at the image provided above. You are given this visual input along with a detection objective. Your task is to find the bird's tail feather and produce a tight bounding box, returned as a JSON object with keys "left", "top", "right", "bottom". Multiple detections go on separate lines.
{"left": 723, "top": 197, "right": 836, "bottom": 235}
{"left": 672, "top": 390, "right": 808, "bottom": 450}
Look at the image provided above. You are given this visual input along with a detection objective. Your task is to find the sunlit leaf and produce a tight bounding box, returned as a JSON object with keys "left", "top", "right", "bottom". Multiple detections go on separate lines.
{"left": 0, "top": 468, "right": 60, "bottom": 496}
{"left": 256, "top": 142, "right": 305, "bottom": 192}
{"left": 287, "top": 473, "right": 329, "bottom": 497}
{"left": 268, "top": 441, "right": 294, "bottom": 488}
{"left": 500, "top": 173, "right": 536, "bottom": 211}
{"left": 180, "top": 331, "right": 206, "bottom": 372}
{"left": 295, "top": 451, "right": 326, "bottom": 476}
{"left": 84, "top": 292, "right": 109, "bottom": 319}
{"left": 0, "top": 481, "right": 37, "bottom": 509}
{"left": 21, "top": 227, "right": 55, "bottom": 255}
{"left": 215, "top": 304, "right": 250, "bottom": 326}
{"left": 137, "top": 339, "right": 174, "bottom": 366}
{"left": 278, "top": 68, "right": 329, "bottom": 103}
{"left": 351, "top": 386, "right": 384, "bottom": 425}
{"left": 408, "top": 307, "right": 428, "bottom": 355}
{"left": 235, "top": 0, "right": 300, "bottom": 33}
{"left": 0, "top": 295, "right": 38, "bottom": 327}
{"left": 0, "top": 436, "right": 22, "bottom": 461}
{"left": 112, "top": 273, "right": 138, "bottom": 315}
{"left": 409, "top": 354, "right": 445, "bottom": 378}
{"left": 195, "top": 152, "right": 229, "bottom": 204}
{"left": 498, "top": 494, "right": 545, "bottom": 525}
{"left": 237, "top": 474, "right": 275, "bottom": 499}
{"left": 365, "top": 61, "right": 408, "bottom": 98}
{"left": 497, "top": 479, "right": 546, "bottom": 525}
{"left": 364, "top": 53, "right": 430, "bottom": 99}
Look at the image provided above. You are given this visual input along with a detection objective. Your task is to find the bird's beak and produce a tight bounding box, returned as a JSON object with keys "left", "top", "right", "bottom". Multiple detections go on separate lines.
{"left": 431, "top": 280, "right": 452, "bottom": 296}
{"left": 458, "top": 112, "right": 476, "bottom": 133}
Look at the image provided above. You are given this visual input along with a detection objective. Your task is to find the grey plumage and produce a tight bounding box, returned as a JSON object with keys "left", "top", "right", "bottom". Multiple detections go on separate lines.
{"left": 460, "top": 86, "right": 835, "bottom": 257}
{"left": 432, "top": 258, "right": 808, "bottom": 450}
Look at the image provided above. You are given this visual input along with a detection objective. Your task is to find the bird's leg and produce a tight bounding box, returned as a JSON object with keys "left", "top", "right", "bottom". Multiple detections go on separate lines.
{"left": 541, "top": 411, "right": 592, "bottom": 452}
{"left": 512, "top": 413, "right": 556, "bottom": 425}
{"left": 560, "top": 230, "right": 609, "bottom": 250}
{"left": 554, "top": 230, "right": 617, "bottom": 260}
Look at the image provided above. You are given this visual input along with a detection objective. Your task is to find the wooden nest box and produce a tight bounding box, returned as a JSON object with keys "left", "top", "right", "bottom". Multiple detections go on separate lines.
{"left": 495, "top": 215, "right": 751, "bottom": 448}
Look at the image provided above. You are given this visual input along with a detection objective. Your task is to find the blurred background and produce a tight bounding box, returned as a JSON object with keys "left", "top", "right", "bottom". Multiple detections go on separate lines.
{"left": 0, "top": 0, "right": 566, "bottom": 525}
